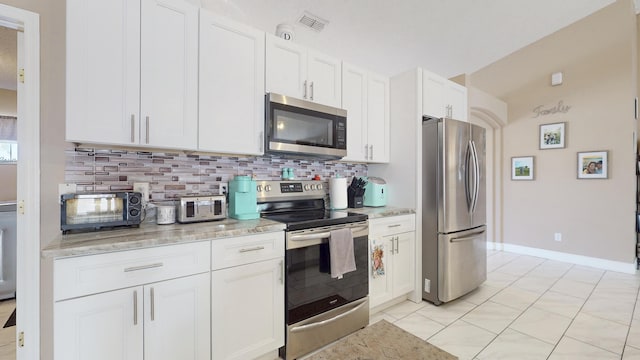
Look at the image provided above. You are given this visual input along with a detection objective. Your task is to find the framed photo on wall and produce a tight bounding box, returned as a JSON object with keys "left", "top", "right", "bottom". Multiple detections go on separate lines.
{"left": 511, "top": 156, "right": 534, "bottom": 180}
{"left": 539, "top": 122, "right": 566, "bottom": 149}
{"left": 577, "top": 150, "right": 608, "bottom": 179}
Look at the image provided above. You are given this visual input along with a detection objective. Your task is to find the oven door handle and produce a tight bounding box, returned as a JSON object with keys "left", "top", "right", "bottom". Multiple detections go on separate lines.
{"left": 288, "top": 226, "right": 368, "bottom": 242}
{"left": 289, "top": 297, "right": 368, "bottom": 333}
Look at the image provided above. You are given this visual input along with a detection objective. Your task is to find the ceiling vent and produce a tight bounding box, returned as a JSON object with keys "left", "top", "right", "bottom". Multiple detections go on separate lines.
{"left": 297, "top": 11, "right": 328, "bottom": 32}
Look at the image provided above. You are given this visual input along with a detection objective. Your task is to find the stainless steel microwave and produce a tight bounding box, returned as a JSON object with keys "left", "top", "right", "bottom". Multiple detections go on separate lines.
{"left": 265, "top": 93, "right": 347, "bottom": 160}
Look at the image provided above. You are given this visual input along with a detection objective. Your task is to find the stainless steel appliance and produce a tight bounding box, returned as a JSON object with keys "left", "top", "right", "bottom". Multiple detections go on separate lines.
{"left": 60, "top": 192, "right": 143, "bottom": 234}
{"left": 257, "top": 180, "right": 369, "bottom": 360}
{"left": 265, "top": 93, "right": 347, "bottom": 160}
{"left": 177, "top": 195, "right": 226, "bottom": 223}
{"left": 422, "top": 117, "right": 487, "bottom": 305}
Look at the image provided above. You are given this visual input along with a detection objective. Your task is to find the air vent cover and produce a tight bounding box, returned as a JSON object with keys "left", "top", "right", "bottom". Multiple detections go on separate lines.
{"left": 298, "top": 11, "right": 328, "bottom": 32}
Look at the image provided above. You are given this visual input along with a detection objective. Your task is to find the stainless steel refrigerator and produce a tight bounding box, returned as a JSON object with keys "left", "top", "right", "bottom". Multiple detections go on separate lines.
{"left": 422, "top": 117, "right": 486, "bottom": 305}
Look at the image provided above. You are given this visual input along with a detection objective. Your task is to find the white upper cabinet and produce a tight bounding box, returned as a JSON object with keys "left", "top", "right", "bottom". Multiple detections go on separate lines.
{"left": 140, "top": 0, "right": 199, "bottom": 149}
{"left": 66, "top": 0, "right": 198, "bottom": 150}
{"left": 265, "top": 34, "right": 342, "bottom": 108}
{"left": 199, "top": 11, "right": 265, "bottom": 155}
{"left": 422, "top": 69, "right": 468, "bottom": 121}
{"left": 342, "top": 63, "right": 389, "bottom": 163}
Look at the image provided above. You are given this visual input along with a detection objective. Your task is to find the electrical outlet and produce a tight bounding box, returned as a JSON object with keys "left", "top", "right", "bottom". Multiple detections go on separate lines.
{"left": 133, "top": 182, "right": 150, "bottom": 204}
{"left": 554, "top": 232, "right": 562, "bottom": 242}
{"left": 218, "top": 182, "right": 228, "bottom": 195}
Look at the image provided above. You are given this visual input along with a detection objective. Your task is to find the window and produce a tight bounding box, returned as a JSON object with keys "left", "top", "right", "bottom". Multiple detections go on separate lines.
{"left": 0, "top": 141, "right": 17, "bottom": 163}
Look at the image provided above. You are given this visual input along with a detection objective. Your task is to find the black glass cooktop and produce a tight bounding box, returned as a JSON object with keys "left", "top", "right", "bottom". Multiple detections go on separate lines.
{"left": 259, "top": 199, "right": 367, "bottom": 231}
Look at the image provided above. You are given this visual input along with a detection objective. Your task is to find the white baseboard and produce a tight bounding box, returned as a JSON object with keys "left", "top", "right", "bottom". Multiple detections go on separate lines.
{"left": 487, "top": 242, "right": 638, "bottom": 274}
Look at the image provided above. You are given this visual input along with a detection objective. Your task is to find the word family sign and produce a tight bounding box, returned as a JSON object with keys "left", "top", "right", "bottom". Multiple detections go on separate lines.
{"left": 532, "top": 100, "right": 571, "bottom": 118}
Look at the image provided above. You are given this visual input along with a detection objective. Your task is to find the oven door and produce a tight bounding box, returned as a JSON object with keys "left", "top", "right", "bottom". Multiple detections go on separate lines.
{"left": 265, "top": 93, "right": 347, "bottom": 159}
{"left": 285, "top": 221, "right": 368, "bottom": 325}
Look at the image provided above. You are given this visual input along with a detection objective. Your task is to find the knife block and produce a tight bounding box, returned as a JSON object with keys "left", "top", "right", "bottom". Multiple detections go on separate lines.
{"left": 348, "top": 193, "right": 363, "bottom": 208}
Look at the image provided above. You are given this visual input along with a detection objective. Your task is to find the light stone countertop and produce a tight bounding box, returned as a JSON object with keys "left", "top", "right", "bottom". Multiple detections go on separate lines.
{"left": 347, "top": 206, "right": 415, "bottom": 219}
{"left": 42, "top": 218, "right": 285, "bottom": 259}
{"left": 42, "top": 207, "right": 414, "bottom": 259}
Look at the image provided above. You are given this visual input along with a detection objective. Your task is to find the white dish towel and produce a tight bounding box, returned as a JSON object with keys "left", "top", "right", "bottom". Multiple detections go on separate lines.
{"left": 329, "top": 228, "right": 356, "bottom": 279}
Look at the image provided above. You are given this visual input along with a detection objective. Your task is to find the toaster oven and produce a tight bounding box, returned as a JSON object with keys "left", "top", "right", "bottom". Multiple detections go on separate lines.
{"left": 60, "top": 192, "right": 143, "bottom": 234}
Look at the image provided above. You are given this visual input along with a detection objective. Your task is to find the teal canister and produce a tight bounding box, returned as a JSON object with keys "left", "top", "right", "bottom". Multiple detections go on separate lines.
{"left": 228, "top": 175, "right": 259, "bottom": 220}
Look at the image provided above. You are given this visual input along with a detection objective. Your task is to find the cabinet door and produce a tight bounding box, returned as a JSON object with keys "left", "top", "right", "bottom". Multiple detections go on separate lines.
{"left": 366, "top": 73, "right": 390, "bottom": 163}
{"left": 199, "top": 11, "right": 265, "bottom": 155}
{"left": 140, "top": 0, "right": 198, "bottom": 150}
{"left": 66, "top": 0, "right": 140, "bottom": 145}
{"left": 341, "top": 63, "right": 368, "bottom": 162}
{"left": 307, "top": 50, "right": 342, "bottom": 107}
{"left": 422, "top": 70, "right": 447, "bottom": 119}
{"left": 369, "top": 236, "right": 393, "bottom": 308}
{"left": 54, "top": 286, "right": 144, "bottom": 360}
{"left": 265, "top": 34, "right": 307, "bottom": 99}
{"left": 392, "top": 231, "right": 415, "bottom": 297}
{"left": 211, "top": 258, "right": 285, "bottom": 360}
{"left": 447, "top": 81, "right": 468, "bottom": 121}
{"left": 144, "top": 273, "right": 211, "bottom": 360}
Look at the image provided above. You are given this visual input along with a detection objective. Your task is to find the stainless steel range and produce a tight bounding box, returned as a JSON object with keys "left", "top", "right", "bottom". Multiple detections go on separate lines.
{"left": 257, "top": 180, "right": 369, "bottom": 360}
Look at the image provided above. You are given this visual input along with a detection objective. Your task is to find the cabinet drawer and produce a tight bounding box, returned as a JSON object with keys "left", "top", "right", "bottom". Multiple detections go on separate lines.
{"left": 211, "top": 231, "right": 284, "bottom": 270}
{"left": 54, "top": 241, "right": 210, "bottom": 301}
{"left": 370, "top": 214, "right": 415, "bottom": 237}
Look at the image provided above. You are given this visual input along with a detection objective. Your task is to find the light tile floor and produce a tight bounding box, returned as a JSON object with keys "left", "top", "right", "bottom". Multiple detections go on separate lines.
{"left": 370, "top": 250, "right": 640, "bottom": 360}
{"left": 0, "top": 298, "right": 15, "bottom": 360}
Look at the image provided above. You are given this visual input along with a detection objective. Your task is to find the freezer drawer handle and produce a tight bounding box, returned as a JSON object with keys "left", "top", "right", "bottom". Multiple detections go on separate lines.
{"left": 450, "top": 231, "right": 485, "bottom": 243}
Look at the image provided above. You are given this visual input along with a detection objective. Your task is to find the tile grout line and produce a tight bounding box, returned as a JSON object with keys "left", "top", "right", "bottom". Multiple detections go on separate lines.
{"left": 620, "top": 279, "right": 640, "bottom": 358}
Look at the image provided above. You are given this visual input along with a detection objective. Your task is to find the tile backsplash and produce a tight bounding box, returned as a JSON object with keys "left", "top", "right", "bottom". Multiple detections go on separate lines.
{"left": 65, "top": 148, "right": 367, "bottom": 202}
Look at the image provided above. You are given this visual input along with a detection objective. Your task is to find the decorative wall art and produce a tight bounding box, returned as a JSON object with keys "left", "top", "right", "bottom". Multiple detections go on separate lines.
{"left": 577, "top": 151, "right": 608, "bottom": 179}
{"left": 539, "top": 122, "right": 565, "bottom": 149}
{"left": 511, "top": 156, "right": 534, "bottom": 180}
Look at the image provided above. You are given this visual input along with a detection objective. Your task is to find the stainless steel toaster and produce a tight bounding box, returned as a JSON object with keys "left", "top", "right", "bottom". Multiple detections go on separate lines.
{"left": 177, "top": 195, "right": 226, "bottom": 223}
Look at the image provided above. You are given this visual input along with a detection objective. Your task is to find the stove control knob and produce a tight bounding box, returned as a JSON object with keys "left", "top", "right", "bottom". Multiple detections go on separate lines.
{"left": 316, "top": 183, "right": 323, "bottom": 190}
{"left": 265, "top": 185, "right": 272, "bottom": 192}
{"left": 304, "top": 184, "right": 310, "bottom": 191}
{"left": 310, "top": 184, "right": 316, "bottom": 190}
{"left": 257, "top": 185, "right": 263, "bottom": 192}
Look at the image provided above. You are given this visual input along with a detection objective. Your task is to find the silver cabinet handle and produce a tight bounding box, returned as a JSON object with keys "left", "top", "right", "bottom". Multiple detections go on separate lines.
{"left": 395, "top": 236, "right": 400, "bottom": 254}
{"left": 130, "top": 114, "right": 135, "bottom": 143}
{"left": 279, "top": 259, "right": 284, "bottom": 284}
{"left": 150, "top": 287, "right": 155, "bottom": 321}
{"left": 303, "top": 80, "right": 307, "bottom": 99}
{"left": 124, "top": 262, "right": 164, "bottom": 272}
{"left": 239, "top": 246, "right": 265, "bottom": 253}
{"left": 133, "top": 290, "right": 138, "bottom": 325}
{"left": 364, "top": 144, "right": 369, "bottom": 160}
{"left": 145, "top": 116, "right": 150, "bottom": 144}
{"left": 310, "top": 81, "right": 314, "bottom": 100}
{"left": 388, "top": 224, "right": 401, "bottom": 228}
{"left": 370, "top": 145, "right": 373, "bottom": 160}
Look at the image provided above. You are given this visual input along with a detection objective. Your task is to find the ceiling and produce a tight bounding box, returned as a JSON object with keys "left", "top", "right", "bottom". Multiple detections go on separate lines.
{"left": 202, "top": 0, "right": 628, "bottom": 80}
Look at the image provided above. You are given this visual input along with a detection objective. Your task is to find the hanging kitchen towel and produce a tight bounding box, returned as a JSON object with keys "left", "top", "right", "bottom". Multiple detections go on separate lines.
{"left": 329, "top": 228, "right": 356, "bottom": 279}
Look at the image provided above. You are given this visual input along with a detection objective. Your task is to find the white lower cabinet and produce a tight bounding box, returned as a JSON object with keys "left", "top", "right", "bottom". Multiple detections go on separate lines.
{"left": 211, "top": 232, "right": 285, "bottom": 360}
{"left": 53, "top": 242, "right": 211, "bottom": 360}
{"left": 369, "top": 215, "right": 416, "bottom": 309}
{"left": 54, "top": 273, "right": 210, "bottom": 360}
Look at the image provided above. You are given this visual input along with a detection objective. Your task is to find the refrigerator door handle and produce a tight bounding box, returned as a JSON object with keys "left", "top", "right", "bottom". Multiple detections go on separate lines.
{"left": 470, "top": 140, "right": 480, "bottom": 214}
{"left": 465, "top": 140, "right": 473, "bottom": 212}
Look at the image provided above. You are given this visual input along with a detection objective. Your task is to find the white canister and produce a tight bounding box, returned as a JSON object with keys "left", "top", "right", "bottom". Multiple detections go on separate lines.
{"left": 329, "top": 177, "right": 348, "bottom": 210}
{"left": 156, "top": 205, "right": 176, "bottom": 225}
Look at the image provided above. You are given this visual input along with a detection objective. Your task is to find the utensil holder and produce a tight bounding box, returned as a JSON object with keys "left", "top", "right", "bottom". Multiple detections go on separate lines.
{"left": 348, "top": 194, "right": 363, "bottom": 208}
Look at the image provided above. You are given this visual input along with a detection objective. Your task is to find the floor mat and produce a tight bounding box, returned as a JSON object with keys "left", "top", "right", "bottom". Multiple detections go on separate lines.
{"left": 3, "top": 308, "right": 15, "bottom": 328}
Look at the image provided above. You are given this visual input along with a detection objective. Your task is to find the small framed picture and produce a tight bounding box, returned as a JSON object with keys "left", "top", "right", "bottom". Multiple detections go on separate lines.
{"left": 511, "top": 156, "right": 534, "bottom": 180}
{"left": 539, "top": 122, "right": 566, "bottom": 149}
{"left": 577, "top": 151, "right": 608, "bottom": 179}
